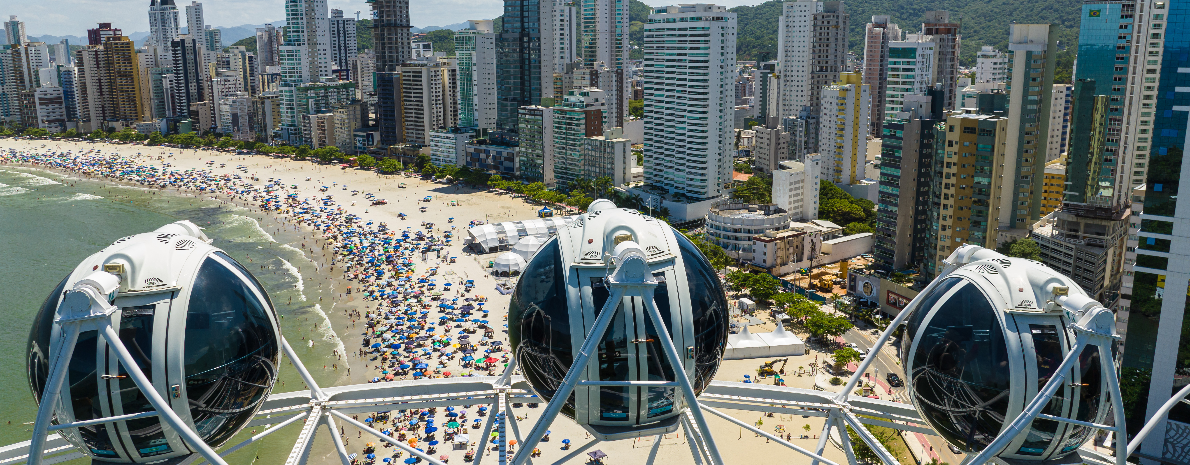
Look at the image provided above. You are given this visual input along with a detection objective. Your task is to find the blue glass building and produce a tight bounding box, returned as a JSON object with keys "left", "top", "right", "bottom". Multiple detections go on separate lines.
{"left": 1125, "top": 0, "right": 1190, "bottom": 458}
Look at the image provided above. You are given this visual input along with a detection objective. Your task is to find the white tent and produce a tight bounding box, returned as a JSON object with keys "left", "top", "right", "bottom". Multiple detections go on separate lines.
{"left": 492, "top": 252, "right": 527, "bottom": 277}
{"left": 756, "top": 324, "right": 806, "bottom": 356}
{"left": 513, "top": 235, "right": 545, "bottom": 262}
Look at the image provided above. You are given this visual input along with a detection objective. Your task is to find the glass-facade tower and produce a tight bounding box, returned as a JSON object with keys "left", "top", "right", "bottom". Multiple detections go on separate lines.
{"left": 1122, "top": 0, "right": 1190, "bottom": 460}
{"left": 497, "top": 0, "right": 543, "bottom": 132}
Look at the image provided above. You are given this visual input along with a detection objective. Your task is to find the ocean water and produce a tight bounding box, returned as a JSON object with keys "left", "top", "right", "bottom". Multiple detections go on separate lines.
{"left": 0, "top": 166, "right": 349, "bottom": 462}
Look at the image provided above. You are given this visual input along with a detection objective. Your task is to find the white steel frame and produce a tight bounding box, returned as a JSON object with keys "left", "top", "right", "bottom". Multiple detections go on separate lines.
{"left": 6, "top": 246, "right": 1190, "bottom": 465}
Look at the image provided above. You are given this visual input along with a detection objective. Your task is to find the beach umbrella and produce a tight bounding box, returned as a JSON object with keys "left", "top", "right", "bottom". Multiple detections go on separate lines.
{"left": 447, "top": 421, "right": 460, "bottom": 429}
{"left": 562, "top": 439, "right": 570, "bottom": 444}
{"left": 425, "top": 427, "right": 438, "bottom": 433}
{"left": 409, "top": 420, "right": 419, "bottom": 426}
{"left": 404, "top": 459, "right": 417, "bottom": 464}
{"left": 588, "top": 450, "right": 608, "bottom": 460}
{"left": 366, "top": 453, "right": 376, "bottom": 459}
{"left": 428, "top": 440, "right": 439, "bottom": 446}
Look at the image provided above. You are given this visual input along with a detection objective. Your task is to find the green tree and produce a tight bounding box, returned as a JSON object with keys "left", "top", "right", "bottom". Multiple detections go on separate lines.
{"left": 821, "top": 198, "right": 866, "bottom": 226}
{"left": 294, "top": 145, "right": 311, "bottom": 160}
{"left": 732, "top": 175, "right": 772, "bottom": 203}
{"left": 421, "top": 164, "right": 438, "bottom": 177}
{"left": 683, "top": 232, "right": 730, "bottom": 270}
{"left": 833, "top": 348, "right": 862, "bottom": 370}
{"left": 804, "top": 311, "right": 853, "bottom": 340}
{"left": 376, "top": 158, "right": 402, "bottom": 173}
{"left": 845, "top": 421, "right": 902, "bottom": 464}
{"left": 997, "top": 238, "right": 1043, "bottom": 261}
{"left": 843, "top": 222, "right": 873, "bottom": 235}
{"left": 628, "top": 99, "right": 643, "bottom": 118}
{"left": 749, "top": 273, "right": 780, "bottom": 304}
{"left": 414, "top": 153, "right": 432, "bottom": 170}
{"left": 356, "top": 154, "right": 376, "bottom": 169}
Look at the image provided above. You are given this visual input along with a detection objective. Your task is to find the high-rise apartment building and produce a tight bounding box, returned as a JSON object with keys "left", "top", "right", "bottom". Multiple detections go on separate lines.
{"left": 1116, "top": 0, "right": 1190, "bottom": 458}
{"left": 329, "top": 9, "right": 358, "bottom": 72}
{"left": 929, "top": 111, "right": 1010, "bottom": 274}
{"left": 147, "top": 0, "right": 181, "bottom": 51}
{"left": 862, "top": 15, "right": 901, "bottom": 134}
{"left": 975, "top": 46, "right": 1007, "bottom": 84}
{"left": 1039, "top": 161, "right": 1065, "bottom": 214}
{"left": 775, "top": 0, "right": 852, "bottom": 121}
{"left": 884, "top": 35, "right": 936, "bottom": 123}
{"left": 184, "top": 2, "right": 206, "bottom": 58}
{"left": 371, "top": 0, "right": 411, "bottom": 71}
{"left": 279, "top": 0, "right": 331, "bottom": 143}
{"left": 818, "top": 73, "right": 870, "bottom": 186}
{"left": 874, "top": 93, "right": 942, "bottom": 272}
{"left": 4, "top": 16, "right": 27, "bottom": 45}
{"left": 642, "top": 4, "right": 736, "bottom": 202}
{"left": 547, "top": 0, "right": 577, "bottom": 75}
{"left": 455, "top": 20, "right": 497, "bottom": 130}
{"left": 88, "top": 23, "right": 123, "bottom": 47}
{"left": 1001, "top": 24, "right": 1056, "bottom": 231}
{"left": 920, "top": 11, "right": 960, "bottom": 110}
{"left": 74, "top": 35, "right": 145, "bottom": 129}
{"left": 204, "top": 27, "right": 222, "bottom": 52}
{"left": 580, "top": 0, "right": 629, "bottom": 71}
{"left": 552, "top": 88, "right": 606, "bottom": 187}
{"left": 518, "top": 105, "right": 555, "bottom": 185}
{"left": 255, "top": 25, "right": 282, "bottom": 72}
{"left": 395, "top": 59, "right": 459, "bottom": 146}
{"left": 496, "top": 0, "right": 549, "bottom": 131}
{"left": 1046, "top": 83, "right": 1073, "bottom": 161}
{"left": 777, "top": 0, "right": 848, "bottom": 150}
{"left": 582, "top": 128, "right": 634, "bottom": 185}
{"left": 169, "top": 36, "right": 204, "bottom": 119}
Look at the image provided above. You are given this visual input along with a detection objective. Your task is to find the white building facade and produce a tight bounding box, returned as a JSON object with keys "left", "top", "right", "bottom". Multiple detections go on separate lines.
{"left": 773, "top": 156, "right": 821, "bottom": 222}
{"left": 642, "top": 4, "right": 736, "bottom": 202}
{"left": 818, "top": 73, "right": 870, "bottom": 185}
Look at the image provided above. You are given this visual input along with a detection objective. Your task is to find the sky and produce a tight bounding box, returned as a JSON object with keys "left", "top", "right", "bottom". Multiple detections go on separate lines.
{"left": 8, "top": 0, "right": 768, "bottom": 38}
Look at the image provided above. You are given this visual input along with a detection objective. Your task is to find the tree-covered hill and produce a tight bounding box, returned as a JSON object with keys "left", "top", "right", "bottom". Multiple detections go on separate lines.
{"left": 631, "top": 0, "right": 1081, "bottom": 78}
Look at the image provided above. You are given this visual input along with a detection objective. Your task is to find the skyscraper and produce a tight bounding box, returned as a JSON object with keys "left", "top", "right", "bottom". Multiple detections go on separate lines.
{"left": 551, "top": 88, "right": 606, "bottom": 187}
{"left": 147, "top": 0, "right": 180, "bottom": 50}
{"left": 546, "top": 0, "right": 577, "bottom": 75}
{"left": 1001, "top": 24, "right": 1056, "bottom": 230}
{"left": 1117, "top": 0, "right": 1190, "bottom": 458}
{"left": 920, "top": 11, "right": 960, "bottom": 110}
{"left": 580, "top": 0, "right": 628, "bottom": 71}
{"left": 862, "top": 15, "right": 901, "bottom": 134}
{"left": 169, "top": 36, "right": 204, "bottom": 118}
{"left": 371, "top": 0, "right": 412, "bottom": 71}
{"left": 496, "top": 0, "right": 548, "bottom": 131}
{"left": 455, "top": 20, "right": 497, "bottom": 130}
{"left": 777, "top": 0, "right": 848, "bottom": 149}
{"left": 75, "top": 35, "right": 145, "bottom": 128}
{"left": 884, "top": 35, "right": 936, "bottom": 125}
{"left": 329, "top": 9, "right": 358, "bottom": 72}
{"left": 818, "top": 73, "right": 870, "bottom": 187}
{"left": 4, "top": 16, "right": 27, "bottom": 46}
{"left": 185, "top": 2, "right": 207, "bottom": 59}
{"left": 643, "top": 4, "right": 735, "bottom": 202}
{"left": 88, "top": 23, "right": 123, "bottom": 46}
{"left": 873, "top": 93, "right": 942, "bottom": 272}
{"left": 255, "top": 25, "right": 282, "bottom": 72}
{"left": 372, "top": 0, "right": 412, "bottom": 146}
{"left": 279, "top": 0, "right": 331, "bottom": 142}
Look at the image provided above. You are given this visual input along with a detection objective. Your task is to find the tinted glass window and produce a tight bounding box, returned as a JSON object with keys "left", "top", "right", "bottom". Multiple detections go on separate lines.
{"left": 909, "top": 280, "right": 1011, "bottom": 452}
{"left": 116, "top": 305, "right": 172, "bottom": 457}
{"left": 27, "top": 275, "right": 70, "bottom": 404}
{"left": 901, "top": 277, "right": 964, "bottom": 364}
{"left": 675, "top": 231, "right": 729, "bottom": 393}
{"left": 185, "top": 256, "right": 279, "bottom": 447}
{"left": 1018, "top": 324, "right": 1065, "bottom": 456}
{"left": 508, "top": 239, "right": 575, "bottom": 416}
{"left": 69, "top": 330, "right": 119, "bottom": 458}
{"left": 1060, "top": 345, "right": 1102, "bottom": 453}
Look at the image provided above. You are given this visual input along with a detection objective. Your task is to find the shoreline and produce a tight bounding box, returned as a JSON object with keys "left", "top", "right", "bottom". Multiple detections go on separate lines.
{"left": 0, "top": 138, "right": 541, "bottom": 390}
{"left": 2, "top": 158, "right": 370, "bottom": 387}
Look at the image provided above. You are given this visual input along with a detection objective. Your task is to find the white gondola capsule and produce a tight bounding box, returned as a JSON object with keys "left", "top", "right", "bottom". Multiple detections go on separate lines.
{"left": 26, "top": 221, "right": 280, "bottom": 462}
{"left": 508, "top": 202, "right": 729, "bottom": 437}
{"left": 900, "top": 251, "right": 1110, "bottom": 460}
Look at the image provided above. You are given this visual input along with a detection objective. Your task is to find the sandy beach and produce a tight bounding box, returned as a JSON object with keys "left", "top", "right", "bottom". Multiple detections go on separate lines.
{"left": 0, "top": 138, "right": 862, "bottom": 465}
